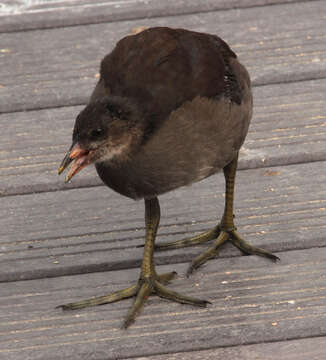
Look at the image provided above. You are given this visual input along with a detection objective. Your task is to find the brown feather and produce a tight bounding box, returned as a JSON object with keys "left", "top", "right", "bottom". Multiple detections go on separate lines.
{"left": 73, "top": 27, "right": 252, "bottom": 199}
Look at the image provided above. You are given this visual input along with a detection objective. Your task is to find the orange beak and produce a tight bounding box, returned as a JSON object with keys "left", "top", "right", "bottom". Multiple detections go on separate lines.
{"left": 58, "top": 141, "right": 91, "bottom": 183}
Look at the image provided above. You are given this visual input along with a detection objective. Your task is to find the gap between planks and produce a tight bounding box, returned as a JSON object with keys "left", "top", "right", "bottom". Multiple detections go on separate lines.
{"left": 0, "top": 160, "right": 325, "bottom": 282}
{"left": 1, "top": 247, "right": 326, "bottom": 359}
{"left": 0, "top": 1, "right": 326, "bottom": 112}
{"left": 0, "top": 0, "right": 308, "bottom": 33}
{"left": 1, "top": 77, "right": 326, "bottom": 196}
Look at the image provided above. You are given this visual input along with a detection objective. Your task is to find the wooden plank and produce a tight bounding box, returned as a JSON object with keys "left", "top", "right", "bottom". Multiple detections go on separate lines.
{"left": 0, "top": 0, "right": 305, "bottom": 33}
{"left": 1, "top": 1, "right": 326, "bottom": 113}
{"left": 1, "top": 78, "right": 325, "bottom": 196}
{"left": 1, "top": 160, "right": 325, "bottom": 282}
{"left": 1, "top": 247, "right": 326, "bottom": 359}
{"left": 132, "top": 337, "right": 326, "bottom": 360}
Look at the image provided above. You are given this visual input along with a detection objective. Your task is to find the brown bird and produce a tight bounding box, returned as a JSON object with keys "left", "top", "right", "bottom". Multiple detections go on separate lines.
{"left": 58, "top": 27, "right": 279, "bottom": 328}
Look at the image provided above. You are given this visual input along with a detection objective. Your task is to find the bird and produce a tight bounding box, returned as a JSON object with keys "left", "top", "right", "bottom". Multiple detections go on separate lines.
{"left": 58, "top": 27, "right": 279, "bottom": 328}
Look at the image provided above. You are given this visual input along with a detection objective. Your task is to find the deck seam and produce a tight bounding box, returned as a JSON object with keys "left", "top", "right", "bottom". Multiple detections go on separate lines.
{"left": 0, "top": 0, "right": 310, "bottom": 35}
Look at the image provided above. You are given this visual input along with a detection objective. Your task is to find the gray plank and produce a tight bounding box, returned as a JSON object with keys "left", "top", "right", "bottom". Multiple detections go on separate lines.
{"left": 1, "top": 78, "right": 325, "bottom": 196}
{"left": 132, "top": 337, "right": 326, "bottom": 360}
{"left": 1, "top": 160, "right": 325, "bottom": 282}
{"left": 1, "top": 1, "right": 326, "bottom": 113}
{"left": 1, "top": 247, "right": 326, "bottom": 359}
{"left": 0, "top": 0, "right": 304, "bottom": 33}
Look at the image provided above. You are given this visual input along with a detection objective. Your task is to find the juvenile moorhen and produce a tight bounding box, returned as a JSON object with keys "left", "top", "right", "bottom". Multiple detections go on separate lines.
{"left": 58, "top": 27, "right": 279, "bottom": 328}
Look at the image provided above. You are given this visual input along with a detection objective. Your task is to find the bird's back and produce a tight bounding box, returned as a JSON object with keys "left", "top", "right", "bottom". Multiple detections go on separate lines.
{"left": 99, "top": 27, "right": 239, "bottom": 124}
{"left": 94, "top": 27, "right": 252, "bottom": 199}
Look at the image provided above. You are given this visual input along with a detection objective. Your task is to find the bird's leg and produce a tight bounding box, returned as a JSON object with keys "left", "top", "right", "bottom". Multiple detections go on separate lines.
{"left": 156, "top": 153, "right": 279, "bottom": 275}
{"left": 57, "top": 197, "right": 208, "bottom": 329}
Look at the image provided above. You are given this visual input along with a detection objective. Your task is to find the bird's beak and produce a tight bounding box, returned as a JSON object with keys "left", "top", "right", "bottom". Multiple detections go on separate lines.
{"left": 58, "top": 141, "right": 91, "bottom": 183}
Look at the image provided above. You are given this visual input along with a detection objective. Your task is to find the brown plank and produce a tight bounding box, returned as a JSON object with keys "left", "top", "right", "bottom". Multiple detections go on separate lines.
{"left": 1, "top": 160, "right": 325, "bottom": 282}
{"left": 0, "top": 1, "right": 326, "bottom": 113}
{"left": 132, "top": 337, "right": 326, "bottom": 360}
{"left": 0, "top": 0, "right": 305, "bottom": 33}
{"left": 1, "top": 247, "right": 326, "bottom": 359}
{"left": 1, "top": 78, "right": 325, "bottom": 196}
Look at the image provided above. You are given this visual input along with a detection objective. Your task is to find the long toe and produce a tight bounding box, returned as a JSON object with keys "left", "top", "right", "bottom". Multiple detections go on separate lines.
{"left": 154, "top": 280, "right": 210, "bottom": 307}
{"left": 230, "top": 230, "right": 280, "bottom": 261}
{"left": 186, "top": 231, "right": 229, "bottom": 276}
{"left": 57, "top": 284, "right": 139, "bottom": 310}
{"left": 184, "top": 228, "right": 279, "bottom": 276}
{"left": 155, "top": 225, "right": 220, "bottom": 250}
{"left": 186, "top": 245, "right": 220, "bottom": 277}
{"left": 158, "top": 271, "right": 178, "bottom": 284}
{"left": 123, "top": 281, "right": 152, "bottom": 329}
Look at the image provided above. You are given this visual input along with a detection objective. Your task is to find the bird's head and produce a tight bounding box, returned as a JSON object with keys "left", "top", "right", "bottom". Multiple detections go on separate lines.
{"left": 58, "top": 96, "right": 144, "bottom": 182}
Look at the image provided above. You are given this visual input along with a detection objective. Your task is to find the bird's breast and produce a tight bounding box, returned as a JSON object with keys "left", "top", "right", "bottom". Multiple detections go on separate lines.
{"left": 95, "top": 92, "right": 251, "bottom": 200}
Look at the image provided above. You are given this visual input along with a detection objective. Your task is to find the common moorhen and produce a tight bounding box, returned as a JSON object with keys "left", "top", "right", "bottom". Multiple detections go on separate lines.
{"left": 58, "top": 27, "right": 278, "bottom": 328}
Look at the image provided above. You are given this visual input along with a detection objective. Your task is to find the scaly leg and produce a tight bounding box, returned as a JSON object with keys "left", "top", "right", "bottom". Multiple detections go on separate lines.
{"left": 156, "top": 153, "right": 279, "bottom": 275}
{"left": 57, "top": 197, "right": 209, "bottom": 329}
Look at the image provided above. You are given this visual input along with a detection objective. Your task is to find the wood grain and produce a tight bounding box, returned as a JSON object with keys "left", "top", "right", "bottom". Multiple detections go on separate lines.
{"left": 1, "top": 247, "right": 326, "bottom": 359}
{"left": 0, "top": 1, "right": 325, "bottom": 113}
{"left": 1, "top": 1, "right": 326, "bottom": 357}
{"left": 0, "top": 0, "right": 305, "bottom": 33}
{"left": 1, "top": 78, "right": 325, "bottom": 196}
{"left": 1, "top": 161, "right": 325, "bottom": 282}
{"left": 133, "top": 337, "right": 326, "bottom": 360}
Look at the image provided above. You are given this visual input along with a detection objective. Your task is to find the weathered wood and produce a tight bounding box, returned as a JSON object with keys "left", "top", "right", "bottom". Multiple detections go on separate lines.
{"left": 0, "top": 0, "right": 306, "bottom": 33}
{"left": 1, "top": 78, "right": 325, "bottom": 196}
{"left": 1, "top": 161, "right": 325, "bottom": 282}
{"left": 0, "top": 1, "right": 326, "bottom": 113}
{"left": 1, "top": 247, "right": 326, "bottom": 359}
{"left": 0, "top": 1, "right": 325, "bottom": 359}
{"left": 133, "top": 336, "right": 326, "bottom": 360}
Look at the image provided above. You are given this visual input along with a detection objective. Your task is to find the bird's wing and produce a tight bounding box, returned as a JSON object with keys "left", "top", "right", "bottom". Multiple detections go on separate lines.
{"left": 99, "top": 27, "right": 237, "bottom": 121}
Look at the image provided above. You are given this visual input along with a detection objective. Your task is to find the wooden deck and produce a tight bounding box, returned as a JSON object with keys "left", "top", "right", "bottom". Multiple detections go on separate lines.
{"left": 1, "top": 0, "right": 326, "bottom": 358}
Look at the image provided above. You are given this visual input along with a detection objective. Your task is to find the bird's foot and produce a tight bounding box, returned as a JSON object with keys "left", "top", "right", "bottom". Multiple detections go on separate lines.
{"left": 57, "top": 271, "right": 209, "bottom": 329}
{"left": 156, "top": 225, "right": 279, "bottom": 276}
{"left": 186, "top": 228, "right": 279, "bottom": 276}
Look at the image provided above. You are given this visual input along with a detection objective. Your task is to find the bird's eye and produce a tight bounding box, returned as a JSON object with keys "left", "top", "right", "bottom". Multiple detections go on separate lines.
{"left": 91, "top": 128, "right": 104, "bottom": 139}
